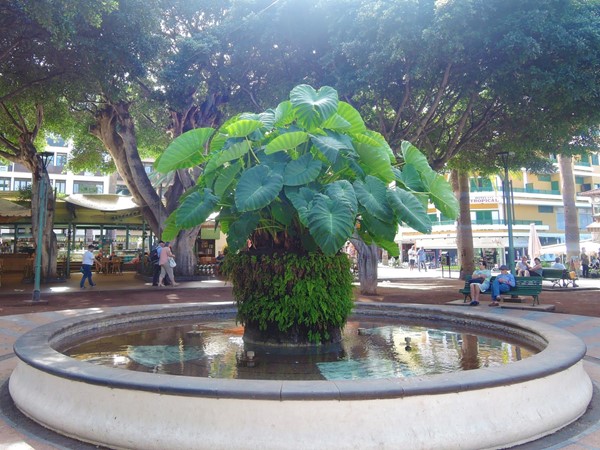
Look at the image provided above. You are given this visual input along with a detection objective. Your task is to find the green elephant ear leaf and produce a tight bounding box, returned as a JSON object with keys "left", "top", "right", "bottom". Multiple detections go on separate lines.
{"left": 387, "top": 188, "right": 432, "bottom": 234}
{"left": 213, "top": 161, "right": 242, "bottom": 197}
{"left": 401, "top": 141, "right": 431, "bottom": 173}
{"left": 337, "top": 101, "right": 366, "bottom": 135}
{"left": 360, "top": 211, "right": 397, "bottom": 243}
{"left": 422, "top": 171, "right": 459, "bottom": 220}
{"left": 283, "top": 153, "right": 322, "bottom": 186}
{"left": 307, "top": 193, "right": 355, "bottom": 255}
{"left": 155, "top": 128, "right": 214, "bottom": 173}
{"left": 374, "top": 237, "right": 401, "bottom": 257}
{"left": 290, "top": 84, "right": 339, "bottom": 130}
{"left": 325, "top": 180, "right": 357, "bottom": 215}
{"left": 285, "top": 186, "right": 317, "bottom": 227}
{"left": 265, "top": 131, "right": 309, "bottom": 154}
{"left": 176, "top": 188, "right": 219, "bottom": 229}
{"left": 161, "top": 212, "right": 179, "bottom": 242}
{"left": 355, "top": 142, "right": 395, "bottom": 183}
{"left": 216, "top": 140, "right": 252, "bottom": 165}
{"left": 227, "top": 212, "right": 260, "bottom": 251}
{"left": 363, "top": 131, "right": 394, "bottom": 161}
{"left": 353, "top": 176, "right": 394, "bottom": 223}
{"left": 271, "top": 200, "right": 294, "bottom": 226}
{"left": 321, "top": 113, "right": 351, "bottom": 131}
{"left": 274, "top": 100, "right": 294, "bottom": 126}
{"left": 395, "top": 164, "right": 425, "bottom": 191}
{"left": 235, "top": 164, "right": 284, "bottom": 212}
{"left": 310, "top": 133, "right": 352, "bottom": 164}
{"left": 225, "top": 119, "right": 263, "bottom": 138}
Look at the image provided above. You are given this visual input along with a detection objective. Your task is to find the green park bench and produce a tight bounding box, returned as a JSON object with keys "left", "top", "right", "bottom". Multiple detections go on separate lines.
{"left": 459, "top": 275, "right": 543, "bottom": 306}
{"left": 541, "top": 268, "right": 578, "bottom": 288}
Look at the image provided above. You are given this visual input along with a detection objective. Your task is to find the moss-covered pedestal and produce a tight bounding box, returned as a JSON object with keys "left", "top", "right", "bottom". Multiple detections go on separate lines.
{"left": 222, "top": 251, "right": 354, "bottom": 346}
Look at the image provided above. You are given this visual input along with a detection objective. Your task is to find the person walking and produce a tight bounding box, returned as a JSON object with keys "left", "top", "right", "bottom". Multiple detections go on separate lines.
{"left": 408, "top": 245, "right": 417, "bottom": 271}
{"left": 417, "top": 247, "right": 427, "bottom": 272}
{"left": 151, "top": 240, "right": 165, "bottom": 286}
{"left": 80, "top": 244, "right": 97, "bottom": 289}
{"left": 158, "top": 242, "right": 178, "bottom": 287}
{"left": 580, "top": 248, "right": 590, "bottom": 278}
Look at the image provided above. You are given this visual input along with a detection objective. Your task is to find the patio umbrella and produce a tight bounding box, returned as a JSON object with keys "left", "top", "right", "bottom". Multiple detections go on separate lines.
{"left": 528, "top": 223, "right": 542, "bottom": 259}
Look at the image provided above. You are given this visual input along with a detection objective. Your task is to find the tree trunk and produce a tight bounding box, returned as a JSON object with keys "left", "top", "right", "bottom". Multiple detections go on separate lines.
{"left": 350, "top": 238, "right": 379, "bottom": 295}
{"left": 90, "top": 102, "right": 200, "bottom": 276}
{"left": 8, "top": 104, "right": 59, "bottom": 280}
{"left": 558, "top": 155, "right": 580, "bottom": 262}
{"left": 451, "top": 169, "right": 475, "bottom": 279}
{"left": 29, "top": 154, "right": 58, "bottom": 280}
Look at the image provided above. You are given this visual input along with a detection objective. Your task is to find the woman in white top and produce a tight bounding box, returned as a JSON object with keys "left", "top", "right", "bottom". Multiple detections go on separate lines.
{"left": 158, "top": 242, "right": 178, "bottom": 287}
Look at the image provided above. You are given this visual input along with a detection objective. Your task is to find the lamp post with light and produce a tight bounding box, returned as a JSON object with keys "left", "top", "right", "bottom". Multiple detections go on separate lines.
{"left": 497, "top": 151, "right": 515, "bottom": 275}
{"left": 31, "top": 152, "right": 53, "bottom": 303}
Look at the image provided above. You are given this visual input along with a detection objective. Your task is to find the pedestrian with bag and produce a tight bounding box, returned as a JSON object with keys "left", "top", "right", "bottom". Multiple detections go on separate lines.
{"left": 158, "top": 242, "right": 178, "bottom": 287}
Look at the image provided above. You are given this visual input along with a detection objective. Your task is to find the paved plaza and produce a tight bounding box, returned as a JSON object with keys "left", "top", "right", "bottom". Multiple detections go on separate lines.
{"left": 0, "top": 268, "right": 599, "bottom": 449}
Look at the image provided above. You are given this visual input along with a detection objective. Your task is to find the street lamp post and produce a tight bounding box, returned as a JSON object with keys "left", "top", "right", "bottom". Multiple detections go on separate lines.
{"left": 31, "top": 152, "right": 54, "bottom": 303}
{"left": 497, "top": 151, "right": 515, "bottom": 275}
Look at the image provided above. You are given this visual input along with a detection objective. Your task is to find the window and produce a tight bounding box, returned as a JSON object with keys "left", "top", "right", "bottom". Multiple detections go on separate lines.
{"left": 0, "top": 177, "right": 10, "bottom": 191}
{"left": 53, "top": 179, "right": 66, "bottom": 194}
{"left": 54, "top": 153, "right": 68, "bottom": 167}
{"left": 474, "top": 210, "right": 493, "bottom": 224}
{"left": 14, "top": 178, "right": 31, "bottom": 190}
{"left": 116, "top": 184, "right": 130, "bottom": 195}
{"left": 46, "top": 136, "right": 66, "bottom": 147}
{"left": 556, "top": 211, "right": 565, "bottom": 231}
{"left": 537, "top": 175, "right": 551, "bottom": 182}
{"left": 525, "top": 183, "right": 534, "bottom": 192}
{"left": 538, "top": 205, "right": 553, "bottom": 213}
{"left": 579, "top": 208, "right": 593, "bottom": 230}
{"left": 592, "top": 154, "right": 599, "bottom": 166}
{"left": 575, "top": 176, "right": 584, "bottom": 184}
{"left": 73, "top": 181, "right": 103, "bottom": 194}
{"left": 551, "top": 181, "right": 560, "bottom": 191}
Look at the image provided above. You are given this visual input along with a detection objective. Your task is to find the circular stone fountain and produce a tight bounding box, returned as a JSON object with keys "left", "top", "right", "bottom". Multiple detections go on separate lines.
{"left": 10, "top": 302, "right": 592, "bottom": 450}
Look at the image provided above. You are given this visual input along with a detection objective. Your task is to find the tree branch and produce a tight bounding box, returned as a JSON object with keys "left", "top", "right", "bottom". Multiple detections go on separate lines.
{"left": 413, "top": 63, "right": 452, "bottom": 140}
{"left": 0, "top": 71, "right": 65, "bottom": 104}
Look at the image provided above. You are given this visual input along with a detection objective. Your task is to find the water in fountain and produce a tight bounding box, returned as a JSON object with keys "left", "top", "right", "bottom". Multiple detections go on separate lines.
{"left": 64, "top": 316, "right": 537, "bottom": 380}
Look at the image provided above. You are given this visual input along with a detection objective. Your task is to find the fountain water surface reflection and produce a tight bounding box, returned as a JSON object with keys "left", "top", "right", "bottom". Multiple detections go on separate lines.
{"left": 65, "top": 317, "right": 537, "bottom": 381}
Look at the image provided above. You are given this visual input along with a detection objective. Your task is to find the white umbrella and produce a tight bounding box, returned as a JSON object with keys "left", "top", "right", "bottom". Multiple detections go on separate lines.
{"left": 528, "top": 223, "right": 542, "bottom": 259}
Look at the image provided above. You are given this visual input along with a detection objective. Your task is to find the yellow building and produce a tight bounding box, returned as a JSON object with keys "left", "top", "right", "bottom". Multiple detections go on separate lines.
{"left": 398, "top": 154, "right": 600, "bottom": 267}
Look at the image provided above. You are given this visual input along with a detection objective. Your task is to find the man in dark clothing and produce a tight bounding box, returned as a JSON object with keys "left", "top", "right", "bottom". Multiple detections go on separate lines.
{"left": 151, "top": 241, "right": 165, "bottom": 286}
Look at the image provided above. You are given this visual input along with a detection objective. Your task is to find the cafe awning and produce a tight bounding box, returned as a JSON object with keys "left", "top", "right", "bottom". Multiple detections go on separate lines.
{"left": 63, "top": 194, "right": 138, "bottom": 211}
{"left": 0, "top": 199, "right": 31, "bottom": 223}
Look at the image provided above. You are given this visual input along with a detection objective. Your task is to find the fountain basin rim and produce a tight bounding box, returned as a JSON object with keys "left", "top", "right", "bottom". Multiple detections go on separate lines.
{"left": 13, "top": 302, "right": 586, "bottom": 401}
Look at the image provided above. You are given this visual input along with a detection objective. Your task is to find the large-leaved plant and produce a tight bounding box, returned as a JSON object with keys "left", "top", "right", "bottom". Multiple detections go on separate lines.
{"left": 156, "top": 84, "right": 458, "bottom": 255}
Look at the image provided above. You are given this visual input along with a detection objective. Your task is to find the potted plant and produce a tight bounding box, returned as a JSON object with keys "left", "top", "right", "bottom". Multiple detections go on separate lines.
{"left": 157, "top": 84, "right": 458, "bottom": 344}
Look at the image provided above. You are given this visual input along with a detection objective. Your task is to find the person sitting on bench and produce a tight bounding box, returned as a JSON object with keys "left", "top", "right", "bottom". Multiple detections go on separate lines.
{"left": 527, "top": 257, "right": 543, "bottom": 277}
{"left": 516, "top": 256, "right": 529, "bottom": 276}
{"left": 489, "top": 265, "right": 516, "bottom": 307}
{"left": 469, "top": 261, "right": 491, "bottom": 306}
